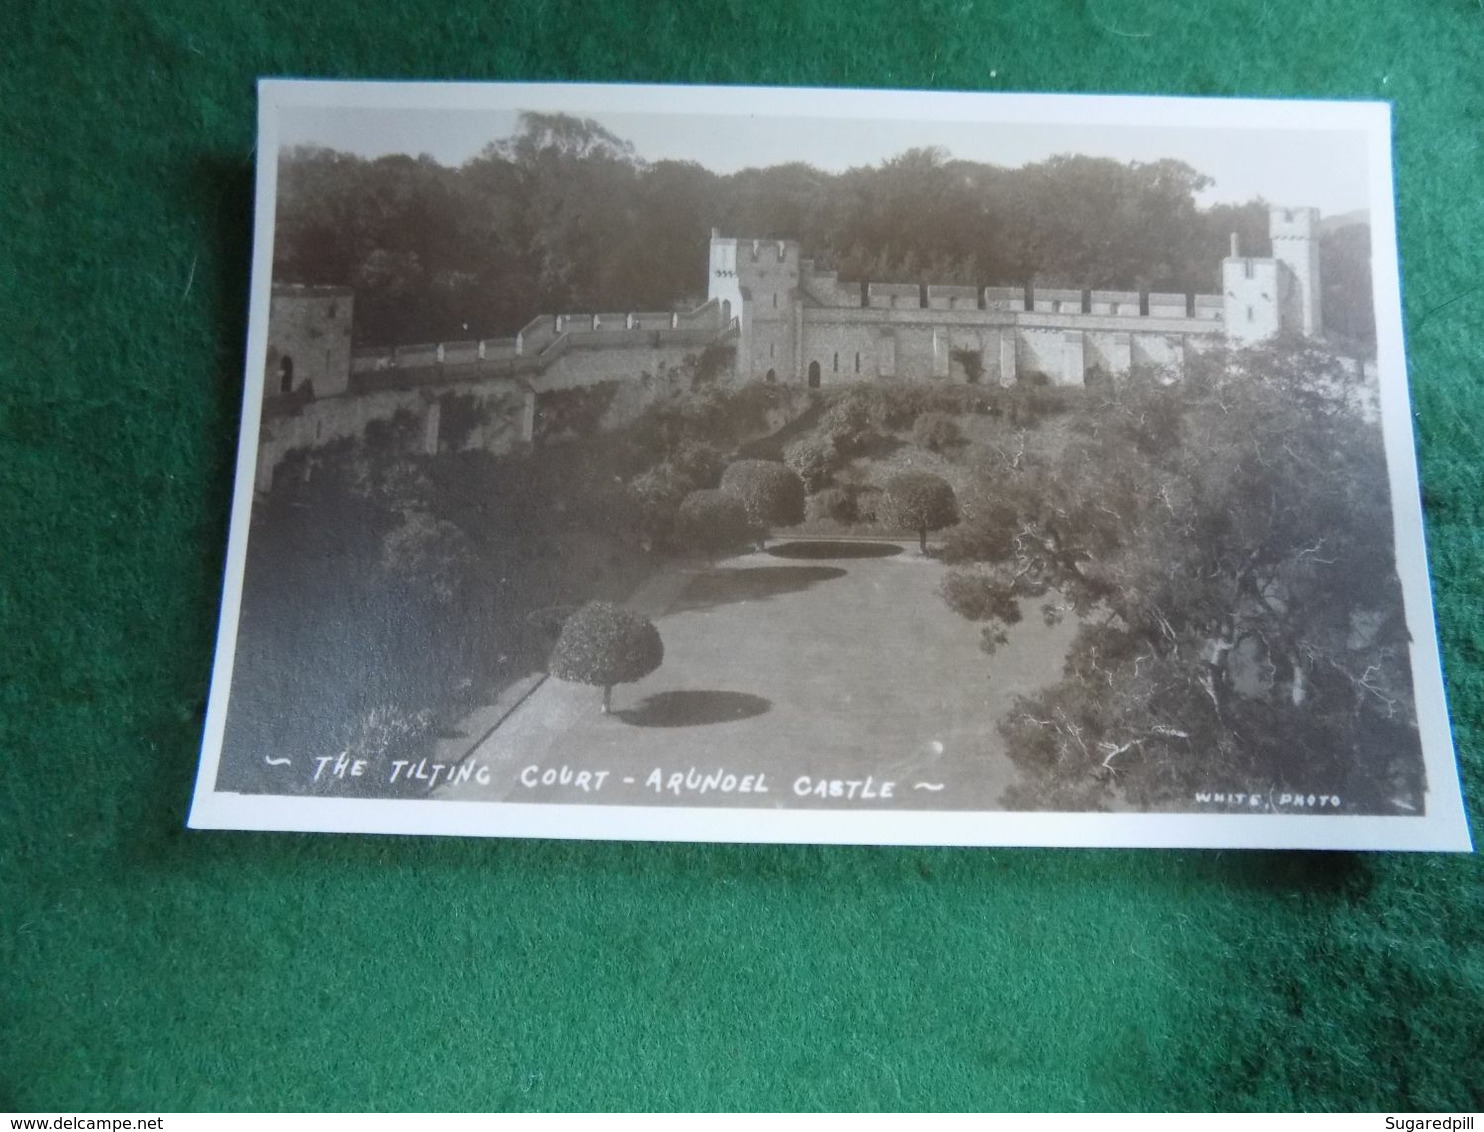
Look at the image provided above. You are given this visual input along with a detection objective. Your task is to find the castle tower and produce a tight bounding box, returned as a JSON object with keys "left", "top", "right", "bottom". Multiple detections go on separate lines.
{"left": 1269, "top": 205, "right": 1323, "bottom": 337}
{"left": 708, "top": 230, "right": 799, "bottom": 382}
{"left": 1222, "top": 234, "right": 1284, "bottom": 344}
{"left": 1221, "top": 208, "right": 1323, "bottom": 343}
{"left": 266, "top": 285, "right": 354, "bottom": 399}
{"left": 707, "top": 230, "right": 743, "bottom": 333}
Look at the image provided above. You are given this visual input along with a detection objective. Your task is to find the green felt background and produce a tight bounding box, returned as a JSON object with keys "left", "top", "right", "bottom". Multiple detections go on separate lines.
{"left": 2, "top": 0, "right": 1481, "bottom": 1113}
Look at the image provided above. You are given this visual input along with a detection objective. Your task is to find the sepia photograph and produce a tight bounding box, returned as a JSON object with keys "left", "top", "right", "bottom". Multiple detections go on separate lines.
{"left": 189, "top": 81, "right": 1469, "bottom": 849}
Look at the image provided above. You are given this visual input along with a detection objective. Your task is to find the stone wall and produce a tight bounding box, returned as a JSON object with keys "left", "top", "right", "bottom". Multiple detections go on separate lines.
{"left": 256, "top": 380, "right": 529, "bottom": 492}
{"left": 266, "top": 288, "right": 354, "bottom": 399}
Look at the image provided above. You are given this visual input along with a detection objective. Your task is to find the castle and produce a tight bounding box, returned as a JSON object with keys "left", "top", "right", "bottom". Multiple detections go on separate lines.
{"left": 709, "top": 204, "right": 1322, "bottom": 388}
{"left": 255, "top": 206, "right": 1323, "bottom": 491}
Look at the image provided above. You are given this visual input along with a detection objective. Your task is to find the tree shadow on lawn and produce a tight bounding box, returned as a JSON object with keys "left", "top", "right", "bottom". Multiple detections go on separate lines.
{"left": 670, "top": 564, "right": 847, "bottom": 612}
{"left": 766, "top": 541, "right": 905, "bottom": 560}
{"left": 616, "top": 690, "right": 772, "bottom": 727}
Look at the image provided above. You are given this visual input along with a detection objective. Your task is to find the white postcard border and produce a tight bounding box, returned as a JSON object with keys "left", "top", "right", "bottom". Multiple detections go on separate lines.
{"left": 188, "top": 80, "right": 1471, "bottom": 852}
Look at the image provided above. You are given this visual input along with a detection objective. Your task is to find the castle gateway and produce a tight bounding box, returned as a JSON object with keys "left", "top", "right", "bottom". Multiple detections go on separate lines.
{"left": 708, "top": 205, "right": 1323, "bottom": 387}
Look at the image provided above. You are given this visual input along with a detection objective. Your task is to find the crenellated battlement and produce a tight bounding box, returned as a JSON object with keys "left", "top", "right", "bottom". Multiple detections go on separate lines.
{"left": 926, "top": 285, "right": 978, "bottom": 311}
{"left": 799, "top": 259, "right": 861, "bottom": 308}
{"left": 346, "top": 297, "right": 733, "bottom": 383}
{"left": 1090, "top": 290, "right": 1139, "bottom": 316}
{"left": 984, "top": 286, "right": 1026, "bottom": 313}
{"left": 867, "top": 283, "right": 921, "bottom": 310}
{"left": 709, "top": 205, "right": 1321, "bottom": 389}
{"left": 1033, "top": 288, "right": 1083, "bottom": 315}
{"left": 257, "top": 205, "right": 1328, "bottom": 493}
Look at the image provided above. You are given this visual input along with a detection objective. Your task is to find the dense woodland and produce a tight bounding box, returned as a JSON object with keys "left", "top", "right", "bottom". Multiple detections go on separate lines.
{"left": 272, "top": 113, "right": 1376, "bottom": 351}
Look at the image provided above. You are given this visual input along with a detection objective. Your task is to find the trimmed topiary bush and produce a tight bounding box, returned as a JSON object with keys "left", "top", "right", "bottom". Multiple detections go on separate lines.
{"left": 719, "top": 459, "right": 805, "bottom": 549}
{"left": 675, "top": 489, "right": 758, "bottom": 559}
{"left": 549, "top": 601, "right": 664, "bottom": 714}
{"left": 880, "top": 470, "right": 959, "bottom": 552}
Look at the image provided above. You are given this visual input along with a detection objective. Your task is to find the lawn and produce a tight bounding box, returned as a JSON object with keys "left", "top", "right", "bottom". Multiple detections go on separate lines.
{"left": 439, "top": 538, "right": 1078, "bottom": 810}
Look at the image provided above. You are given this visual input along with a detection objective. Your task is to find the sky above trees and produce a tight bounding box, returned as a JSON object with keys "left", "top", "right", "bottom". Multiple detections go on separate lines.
{"left": 278, "top": 103, "right": 1373, "bottom": 217}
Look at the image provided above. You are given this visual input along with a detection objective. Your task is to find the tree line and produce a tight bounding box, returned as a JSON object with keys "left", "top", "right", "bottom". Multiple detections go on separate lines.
{"left": 272, "top": 113, "right": 1375, "bottom": 350}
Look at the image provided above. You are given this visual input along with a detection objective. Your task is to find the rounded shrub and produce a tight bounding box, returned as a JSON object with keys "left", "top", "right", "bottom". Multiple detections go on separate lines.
{"left": 549, "top": 601, "right": 664, "bottom": 714}
{"left": 720, "top": 460, "right": 805, "bottom": 548}
{"left": 880, "top": 470, "right": 959, "bottom": 552}
{"left": 675, "top": 489, "right": 758, "bottom": 558}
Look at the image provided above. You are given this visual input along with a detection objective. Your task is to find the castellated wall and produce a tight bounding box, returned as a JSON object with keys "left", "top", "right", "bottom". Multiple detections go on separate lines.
{"left": 256, "top": 332, "right": 732, "bottom": 493}
{"left": 984, "top": 287, "right": 1027, "bottom": 313}
{"left": 1090, "top": 291, "right": 1139, "bottom": 316}
{"left": 799, "top": 260, "right": 860, "bottom": 308}
{"left": 926, "top": 285, "right": 979, "bottom": 312}
{"left": 257, "top": 298, "right": 739, "bottom": 493}
{"left": 795, "top": 303, "right": 1218, "bottom": 388}
{"left": 530, "top": 335, "right": 732, "bottom": 392}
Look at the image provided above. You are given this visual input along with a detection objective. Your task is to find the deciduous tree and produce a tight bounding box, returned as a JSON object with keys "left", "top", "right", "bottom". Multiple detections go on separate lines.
{"left": 938, "top": 339, "right": 1422, "bottom": 813}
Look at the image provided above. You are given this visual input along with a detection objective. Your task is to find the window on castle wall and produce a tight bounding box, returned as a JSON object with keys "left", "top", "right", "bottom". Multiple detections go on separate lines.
{"left": 833, "top": 352, "right": 839, "bottom": 373}
{"left": 279, "top": 356, "right": 294, "bottom": 394}
{"left": 328, "top": 302, "right": 338, "bottom": 320}
{"left": 855, "top": 352, "right": 860, "bottom": 373}
{"left": 1247, "top": 306, "right": 1254, "bottom": 323}
{"left": 772, "top": 292, "right": 778, "bottom": 308}
{"left": 770, "top": 342, "right": 775, "bottom": 359}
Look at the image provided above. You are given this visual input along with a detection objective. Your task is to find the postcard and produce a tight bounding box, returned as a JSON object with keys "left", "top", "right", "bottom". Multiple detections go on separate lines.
{"left": 188, "top": 79, "right": 1471, "bottom": 849}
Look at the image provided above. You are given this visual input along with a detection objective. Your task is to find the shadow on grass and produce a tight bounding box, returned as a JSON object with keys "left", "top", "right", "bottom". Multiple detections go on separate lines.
{"left": 767, "top": 541, "right": 905, "bottom": 560}
{"left": 671, "top": 565, "right": 847, "bottom": 612}
{"left": 616, "top": 690, "right": 772, "bottom": 728}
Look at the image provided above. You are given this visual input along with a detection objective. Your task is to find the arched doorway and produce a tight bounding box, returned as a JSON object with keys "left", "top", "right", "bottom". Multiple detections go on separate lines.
{"left": 279, "top": 356, "right": 295, "bottom": 394}
{"left": 807, "top": 360, "right": 821, "bottom": 389}
{"left": 765, "top": 368, "right": 776, "bottom": 383}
